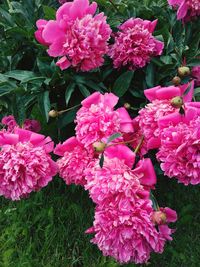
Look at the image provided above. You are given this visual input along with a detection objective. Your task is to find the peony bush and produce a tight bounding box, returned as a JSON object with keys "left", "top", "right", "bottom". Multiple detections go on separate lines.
{"left": 0, "top": 0, "right": 199, "bottom": 265}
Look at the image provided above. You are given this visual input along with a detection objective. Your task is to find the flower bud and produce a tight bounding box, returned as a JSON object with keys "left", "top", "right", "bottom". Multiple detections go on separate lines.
{"left": 172, "top": 76, "right": 181, "bottom": 86}
{"left": 92, "top": 141, "right": 106, "bottom": 153}
{"left": 170, "top": 96, "right": 183, "bottom": 108}
{"left": 152, "top": 211, "right": 167, "bottom": 225}
{"left": 48, "top": 110, "right": 59, "bottom": 118}
{"left": 178, "top": 66, "right": 190, "bottom": 77}
{"left": 124, "top": 103, "right": 131, "bottom": 109}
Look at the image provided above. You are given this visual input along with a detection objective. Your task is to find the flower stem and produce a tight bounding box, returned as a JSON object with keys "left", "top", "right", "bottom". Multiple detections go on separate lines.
{"left": 134, "top": 135, "right": 144, "bottom": 154}
{"left": 58, "top": 104, "right": 81, "bottom": 115}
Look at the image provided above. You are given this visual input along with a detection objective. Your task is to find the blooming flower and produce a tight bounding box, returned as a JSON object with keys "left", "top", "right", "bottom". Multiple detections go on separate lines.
{"left": 109, "top": 18, "right": 164, "bottom": 69}
{"left": 168, "top": 0, "right": 200, "bottom": 21}
{"left": 1, "top": 115, "right": 41, "bottom": 133}
{"left": 136, "top": 83, "right": 194, "bottom": 150}
{"left": 75, "top": 92, "right": 133, "bottom": 148}
{"left": 157, "top": 116, "right": 200, "bottom": 185}
{"left": 35, "top": 0, "right": 111, "bottom": 71}
{"left": 0, "top": 129, "right": 57, "bottom": 200}
{"left": 84, "top": 154, "right": 156, "bottom": 205}
{"left": 54, "top": 137, "right": 91, "bottom": 185}
{"left": 86, "top": 197, "right": 177, "bottom": 264}
{"left": 192, "top": 66, "right": 200, "bottom": 86}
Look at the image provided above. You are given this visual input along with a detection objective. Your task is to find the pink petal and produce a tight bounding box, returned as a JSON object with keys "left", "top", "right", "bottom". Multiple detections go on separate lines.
{"left": 42, "top": 20, "right": 64, "bottom": 44}
{"left": 69, "top": 0, "right": 89, "bottom": 20}
{"left": 177, "top": 1, "right": 188, "bottom": 19}
{"left": 134, "top": 158, "right": 157, "bottom": 188}
{"left": 56, "top": 56, "right": 71, "bottom": 70}
{"left": 81, "top": 92, "right": 101, "bottom": 107}
{"left": 163, "top": 207, "right": 177, "bottom": 223}
{"left": 54, "top": 137, "right": 79, "bottom": 156}
{"left": 117, "top": 107, "right": 134, "bottom": 133}
{"left": 105, "top": 144, "right": 135, "bottom": 168}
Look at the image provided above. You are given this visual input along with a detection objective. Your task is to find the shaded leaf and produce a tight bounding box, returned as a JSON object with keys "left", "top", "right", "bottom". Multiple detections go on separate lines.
{"left": 113, "top": 71, "right": 134, "bottom": 97}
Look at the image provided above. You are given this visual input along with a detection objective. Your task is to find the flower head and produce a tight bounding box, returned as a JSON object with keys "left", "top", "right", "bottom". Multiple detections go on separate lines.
{"left": 54, "top": 137, "right": 92, "bottom": 185}
{"left": 157, "top": 116, "right": 200, "bottom": 185}
{"left": 86, "top": 198, "right": 176, "bottom": 264}
{"left": 35, "top": 0, "right": 111, "bottom": 71}
{"left": 109, "top": 18, "right": 164, "bottom": 69}
{"left": 0, "top": 129, "right": 57, "bottom": 200}
{"left": 75, "top": 92, "right": 133, "bottom": 148}
{"left": 1, "top": 115, "right": 41, "bottom": 133}
{"left": 168, "top": 0, "right": 200, "bottom": 21}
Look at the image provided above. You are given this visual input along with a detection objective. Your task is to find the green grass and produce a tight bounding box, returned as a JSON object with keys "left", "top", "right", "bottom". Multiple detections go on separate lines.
{"left": 0, "top": 176, "right": 200, "bottom": 267}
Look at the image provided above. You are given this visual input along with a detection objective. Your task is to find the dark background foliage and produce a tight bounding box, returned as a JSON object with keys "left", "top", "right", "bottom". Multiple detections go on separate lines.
{"left": 0, "top": 0, "right": 200, "bottom": 266}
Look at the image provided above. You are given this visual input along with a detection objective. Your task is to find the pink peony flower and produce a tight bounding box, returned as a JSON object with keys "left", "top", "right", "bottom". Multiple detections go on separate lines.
{"left": 75, "top": 92, "right": 133, "bottom": 148}
{"left": 157, "top": 116, "right": 200, "bottom": 185}
{"left": 192, "top": 66, "right": 200, "bottom": 86}
{"left": 35, "top": 0, "right": 111, "bottom": 71}
{"left": 0, "top": 129, "right": 57, "bottom": 200}
{"left": 1, "top": 115, "right": 41, "bottom": 133}
{"left": 136, "top": 99, "right": 177, "bottom": 150}
{"left": 86, "top": 197, "right": 176, "bottom": 264}
{"left": 109, "top": 18, "right": 164, "bottom": 69}
{"left": 168, "top": 0, "right": 200, "bottom": 21}
{"left": 54, "top": 137, "right": 92, "bottom": 185}
{"left": 84, "top": 155, "right": 156, "bottom": 205}
{"left": 136, "top": 83, "right": 194, "bottom": 150}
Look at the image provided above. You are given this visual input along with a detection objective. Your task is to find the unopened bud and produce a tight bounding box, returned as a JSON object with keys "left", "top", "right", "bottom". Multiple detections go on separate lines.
{"left": 152, "top": 211, "right": 167, "bottom": 225}
{"left": 178, "top": 66, "right": 190, "bottom": 77}
{"left": 124, "top": 103, "right": 131, "bottom": 109}
{"left": 172, "top": 76, "right": 181, "bottom": 86}
{"left": 48, "top": 110, "right": 59, "bottom": 118}
{"left": 171, "top": 96, "right": 183, "bottom": 108}
{"left": 92, "top": 141, "right": 106, "bottom": 153}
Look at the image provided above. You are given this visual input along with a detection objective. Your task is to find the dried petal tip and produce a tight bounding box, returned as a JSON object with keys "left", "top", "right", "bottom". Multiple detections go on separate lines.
{"left": 49, "top": 110, "right": 59, "bottom": 118}
{"left": 152, "top": 211, "right": 167, "bottom": 225}
{"left": 178, "top": 66, "right": 190, "bottom": 77}
{"left": 170, "top": 96, "right": 183, "bottom": 108}
{"left": 93, "top": 141, "right": 106, "bottom": 153}
{"left": 172, "top": 76, "right": 181, "bottom": 86}
{"left": 124, "top": 103, "right": 131, "bottom": 109}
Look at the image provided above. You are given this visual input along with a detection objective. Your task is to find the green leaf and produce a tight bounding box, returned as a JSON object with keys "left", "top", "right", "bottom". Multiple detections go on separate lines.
{"left": 99, "top": 153, "right": 104, "bottom": 168}
{"left": 65, "top": 83, "right": 76, "bottom": 106}
{"left": 113, "top": 71, "right": 134, "bottom": 97}
{"left": 78, "top": 84, "right": 90, "bottom": 97}
{"left": 38, "top": 91, "right": 50, "bottom": 122}
{"left": 57, "top": 108, "right": 78, "bottom": 129}
{"left": 187, "top": 58, "right": 200, "bottom": 67}
{"left": 0, "top": 81, "right": 16, "bottom": 96}
{"left": 107, "top": 133, "right": 122, "bottom": 143}
{"left": 43, "top": 5, "right": 56, "bottom": 20}
{"left": 12, "top": 96, "right": 26, "bottom": 126}
{"left": 145, "top": 63, "right": 155, "bottom": 88}
{"left": 4, "top": 70, "right": 36, "bottom": 81}
{"left": 194, "top": 87, "right": 200, "bottom": 96}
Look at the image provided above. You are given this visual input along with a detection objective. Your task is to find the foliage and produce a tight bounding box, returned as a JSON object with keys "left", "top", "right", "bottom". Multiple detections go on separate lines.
{"left": 0, "top": 0, "right": 200, "bottom": 266}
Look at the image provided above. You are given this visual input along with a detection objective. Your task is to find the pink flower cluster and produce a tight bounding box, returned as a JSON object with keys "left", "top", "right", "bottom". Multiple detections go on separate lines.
{"left": 0, "top": 129, "right": 57, "bottom": 200}
{"left": 134, "top": 82, "right": 194, "bottom": 151}
{"left": 35, "top": 0, "right": 111, "bottom": 71}
{"left": 54, "top": 92, "right": 177, "bottom": 264}
{"left": 109, "top": 18, "right": 164, "bottom": 69}
{"left": 168, "top": 0, "right": 200, "bottom": 21}
{"left": 1, "top": 115, "right": 41, "bottom": 133}
{"left": 135, "top": 81, "right": 200, "bottom": 185}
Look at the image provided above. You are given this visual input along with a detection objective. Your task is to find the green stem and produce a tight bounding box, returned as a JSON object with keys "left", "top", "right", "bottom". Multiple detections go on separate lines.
{"left": 58, "top": 104, "right": 81, "bottom": 115}
{"left": 134, "top": 135, "right": 144, "bottom": 154}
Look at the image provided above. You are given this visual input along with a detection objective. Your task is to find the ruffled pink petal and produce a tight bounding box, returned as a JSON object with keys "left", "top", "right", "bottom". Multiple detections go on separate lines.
{"left": 81, "top": 92, "right": 101, "bottom": 107}
{"left": 177, "top": 1, "right": 188, "bottom": 19}
{"left": 69, "top": 0, "right": 89, "bottom": 20}
{"left": 117, "top": 107, "right": 134, "bottom": 133}
{"left": 54, "top": 137, "right": 79, "bottom": 156}
{"left": 163, "top": 208, "right": 177, "bottom": 223}
{"left": 42, "top": 20, "right": 64, "bottom": 44}
{"left": 56, "top": 56, "right": 71, "bottom": 70}
{"left": 134, "top": 158, "right": 157, "bottom": 188}
{"left": 105, "top": 144, "right": 136, "bottom": 168}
